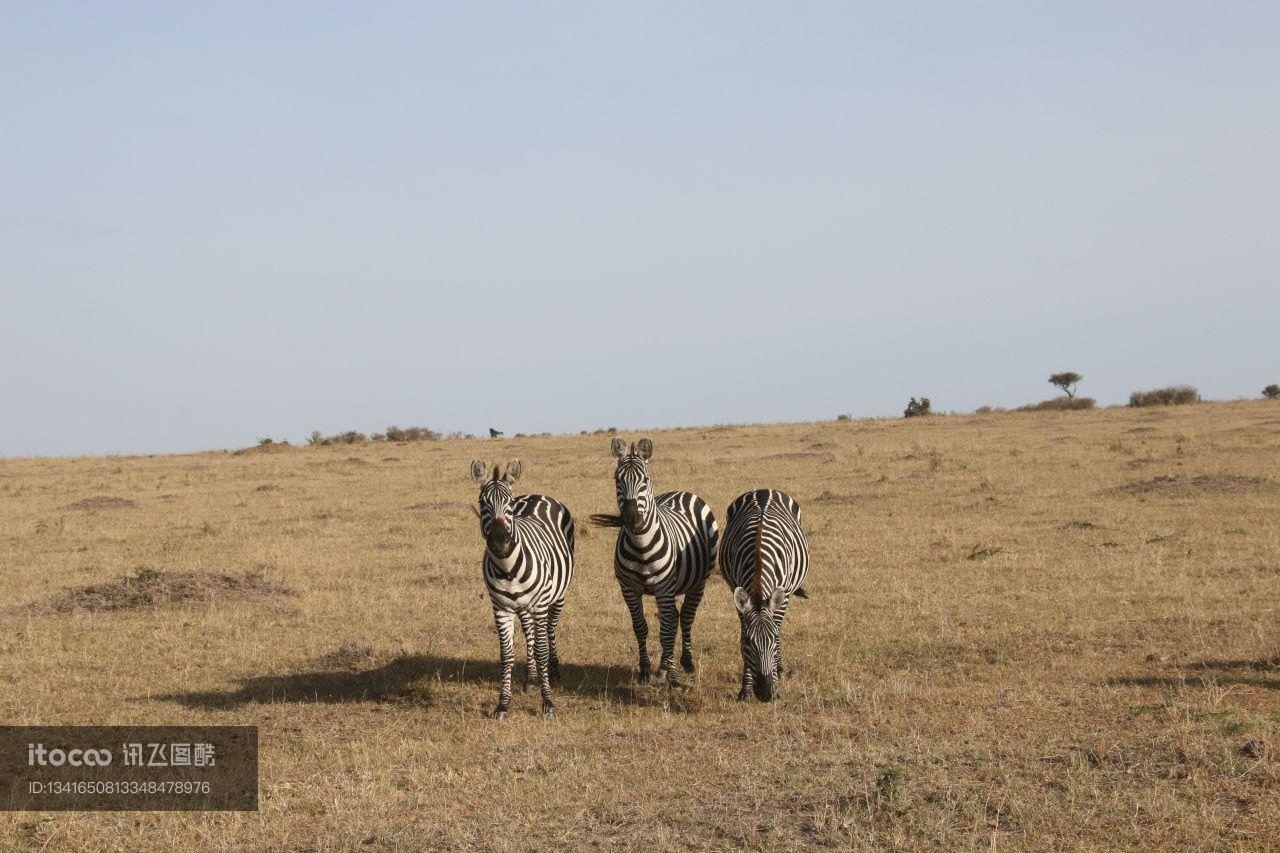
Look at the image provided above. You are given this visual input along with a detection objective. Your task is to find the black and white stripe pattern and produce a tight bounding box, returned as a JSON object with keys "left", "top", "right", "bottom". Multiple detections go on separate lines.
{"left": 720, "top": 488, "right": 810, "bottom": 701}
{"left": 594, "top": 437, "right": 718, "bottom": 685}
{"left": 471, "top": 458, "right": 574, "bottom": 719}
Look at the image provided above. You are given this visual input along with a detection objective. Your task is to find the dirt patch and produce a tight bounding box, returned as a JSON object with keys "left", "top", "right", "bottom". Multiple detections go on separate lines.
{"left": 64, "top": 496, "right": 137, "bottom": 511}
{"left": 313, "top": 640, "right": 382, "bottom": 671}
{"left": 813, "top": 490, "right": 866, "bottom": 504}
{"left": 761, "top": 452, "right": 835, "bottom": 462}
{"left": 27, "top": 568, "right": 293, "bottom": 614}
{"left": 1125, "top": 427, "right": 1158, "bottom": 434}
{"left": 254, "top": 484, "right": 279, "bottom": 492}
{"left": 1111, "top": 475, "right": 1277, "bottom": 497}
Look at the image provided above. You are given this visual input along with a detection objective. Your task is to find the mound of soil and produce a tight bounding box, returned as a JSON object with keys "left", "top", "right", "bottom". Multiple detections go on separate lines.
{"left": 30, "top": 568, "right": 292, "bottom": 614}
{"left": 1112, "top": 475, "right": 1277, "bottom": 496}
{"left": 64, "top": 496, "right": 137, "bottom": 511}
{"left": 232, "top": 441, "right": 296, "bottom": 456}
{"left": 313, "top": 640, "right": 381, "bottom": 671}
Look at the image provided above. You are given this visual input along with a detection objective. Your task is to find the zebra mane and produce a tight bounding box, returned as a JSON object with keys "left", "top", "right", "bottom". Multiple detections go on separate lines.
{"left": 752, "top": 492, "right": 767, "bottom": 605}
{"left": 589, "top": 513, "right": 624, "bottom": 528}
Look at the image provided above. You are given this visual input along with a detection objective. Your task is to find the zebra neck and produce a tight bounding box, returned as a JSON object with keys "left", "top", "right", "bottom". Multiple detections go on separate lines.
{"left": 624, "top": 512, "right": 662, "bottom": 548}
{"left": 487, "top": 540, "right": 523, "bottom": 575}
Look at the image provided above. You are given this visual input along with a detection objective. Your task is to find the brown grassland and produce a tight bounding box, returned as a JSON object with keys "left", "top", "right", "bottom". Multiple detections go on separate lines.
{"left": 2, "top": 401, "right": 1279, "bottom": 850}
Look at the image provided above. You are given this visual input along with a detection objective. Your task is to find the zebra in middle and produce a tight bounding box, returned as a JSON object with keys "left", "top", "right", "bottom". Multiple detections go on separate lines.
{"left": 591, "top": 436, "right": 718, "bottom": 685}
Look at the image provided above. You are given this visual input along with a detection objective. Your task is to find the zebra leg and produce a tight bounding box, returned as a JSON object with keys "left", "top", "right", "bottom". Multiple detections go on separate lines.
{"left": 737, "top": 657, "right": 754, "bottom": 702}
{"left": 518, "top": 612, "right": 538, "bottom": 692}
{"left": 620, "top": 583, "right": 652, "bottom": 682}
{"left": 534, "top": 617, "right": 556, "bottom": 717}
{"left": 492, "top": 608, "right": 516, "bottom": 719}
{"left": 656, "top": 594, "right": 681, "bottom": 685}
{"left": 678, "top": 580, "right": 706, "bottom": 673}
{"left": 547, "top": 598, "right": 564, "bottom": 683}
{"left": 773, "top": 596, "right": 791, "bottom": 678}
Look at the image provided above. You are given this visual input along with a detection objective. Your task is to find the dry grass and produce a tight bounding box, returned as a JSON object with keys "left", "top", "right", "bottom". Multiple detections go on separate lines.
{"left": 2, "top": 401, "right": 1280, "bottom": 849}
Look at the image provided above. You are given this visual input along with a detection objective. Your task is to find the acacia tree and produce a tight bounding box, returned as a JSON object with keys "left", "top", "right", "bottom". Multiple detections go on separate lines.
{"left": 1049, "top": 371, "right": 1083, "bottom": 399}
{"left": 1265, "top": 384, "right": 1280, "bottom": 400}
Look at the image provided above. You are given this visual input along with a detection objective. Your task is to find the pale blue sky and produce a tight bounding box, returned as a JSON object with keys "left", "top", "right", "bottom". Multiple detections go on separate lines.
{"left": 2, "top": 3, "right": 1277, "bottom": 456}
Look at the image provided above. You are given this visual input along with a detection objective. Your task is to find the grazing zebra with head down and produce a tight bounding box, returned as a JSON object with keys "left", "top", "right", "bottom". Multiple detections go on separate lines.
{"left": 470, "top": 458, "right": 574, "bottom": 719}
{"left": 591, "top": 437, "right": 718, "bottom": 685}
{"left": 720, "top": 488, "right": 810, "bottom": 702}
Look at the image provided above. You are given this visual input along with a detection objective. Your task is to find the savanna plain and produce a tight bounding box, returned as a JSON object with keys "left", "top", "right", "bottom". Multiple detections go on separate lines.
{"left": 2, "top": 401, "right": 1279, "bottom": 850}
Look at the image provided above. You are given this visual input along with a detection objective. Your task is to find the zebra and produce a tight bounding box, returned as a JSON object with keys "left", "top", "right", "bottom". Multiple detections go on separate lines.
{"left": 470, "top": 458, "right": 574, "bottom": 719}
{"left": 590, "top": 437, "right": 718, "bottom": 685}
{"left": 720, "top": 488, "right": 810, "bottom": 702}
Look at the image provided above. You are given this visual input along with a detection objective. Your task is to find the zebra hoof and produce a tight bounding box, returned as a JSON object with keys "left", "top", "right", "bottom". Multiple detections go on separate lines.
{"left": 493, "top": 709, "right": 508, "bottom": 721}
{"left": 637, "top": 671, "right": 651, "bottom": 685}
{"left": 522, "top": 680, "right": 535, "bottom": 694}
{"left": 541, "top": 703, "right": 556, "bottom": 718}
{"left": 680, "top": 653, "right": 695, "bottom": 673}
{"left": 736, "top": 689, "right": 750, "bottom": 702}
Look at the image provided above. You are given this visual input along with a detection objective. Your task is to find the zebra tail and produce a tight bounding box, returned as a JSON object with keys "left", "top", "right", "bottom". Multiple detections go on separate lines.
{"left": 793, "top": 586, "right": 809, "bottom": 599}
{"left": 589, "top": 513, "right": 624, "bottom": 528}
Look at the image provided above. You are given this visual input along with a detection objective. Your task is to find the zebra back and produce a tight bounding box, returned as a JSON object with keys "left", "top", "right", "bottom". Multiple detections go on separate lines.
{"left": 720, "top": 488, "right": 808, "bottom": 603}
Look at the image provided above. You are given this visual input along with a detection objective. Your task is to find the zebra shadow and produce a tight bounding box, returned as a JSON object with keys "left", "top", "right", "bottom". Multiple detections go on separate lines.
{"left": 153, "top": 653, "right": 655, "bottom": 710}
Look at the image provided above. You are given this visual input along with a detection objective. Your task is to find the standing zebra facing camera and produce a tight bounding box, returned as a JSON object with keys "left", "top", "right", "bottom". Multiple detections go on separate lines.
{"left": 591, "top": 437, "right": 718, "bottom": 685}
{"left": 470, "top": 458, "right": 575, "bottom": 719}
{"left": 720, "top": 488, "right": 810, "bottom": 702}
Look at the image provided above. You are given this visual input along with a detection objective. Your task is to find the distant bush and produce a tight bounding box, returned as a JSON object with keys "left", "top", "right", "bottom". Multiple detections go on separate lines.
{"left": 308, "top": 430, "right": 367, "bottom": 446}
{"left": 1017, "top": 396, "right": 1097, "bottom": 412}
{"left": 903, "top": 397, "right": 932, "bottom": 418}
{"left": 1264, "top": 384, "right": 1280, "bottom": 400}
{"left": 974, "top": 406, "right": 1008, "bottom": 415}
{"left": 383, "top": 425, "right": 440, "bottom": 442}
{"left": 836, "top": 413, "right": 852, "bottom": 422}
{"left": 1128, "top": 386, "right": 1200, "bottom": 407}
{"left": 307, "top": 425, "right": 443, "bottom": 446}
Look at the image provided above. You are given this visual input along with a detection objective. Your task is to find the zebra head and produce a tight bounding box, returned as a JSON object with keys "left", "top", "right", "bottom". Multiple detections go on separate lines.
{"left": 733, "top": 586, "right": 785, "bottom": 701}
{"left": 610, "top": 436, "right": 654, "bottom": 534}
{"left": 470, "top": 458, "right": 522, "bottom": 558}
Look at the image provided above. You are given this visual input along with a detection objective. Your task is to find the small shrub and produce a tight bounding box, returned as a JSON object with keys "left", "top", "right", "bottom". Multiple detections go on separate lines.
{"left": 1128, "top": 385, "right": 1199, "bottom": 407}
{"left": 836, "top": 413, "right": 852, "bottom": 422}
{"left": 903, "top": 397, "right": 932, "bottom": 418}
{"left": 1017, "top": 396, "right": 1097, "bottom": 412}
{"left": 1264, "top": 384, "right": 1280, "bottom": 400}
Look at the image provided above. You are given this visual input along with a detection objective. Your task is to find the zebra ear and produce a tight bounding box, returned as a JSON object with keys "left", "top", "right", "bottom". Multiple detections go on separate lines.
{"left": 733, "top": 587, "right": 753, "bottom": 616}
{"left": 470, "top": 459, "right": 487, "bottom": 485}
{"left": 636, "top": 437, "right": 653, "bottom": 460}
{"left": 767, "top": 588, "right": 787, "bottom": 613}
{"left": 610, "top": 437, "right": 626, "bottom": 459}
{"left": 503, "top": 458, "right": 522, "bottom": 484}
